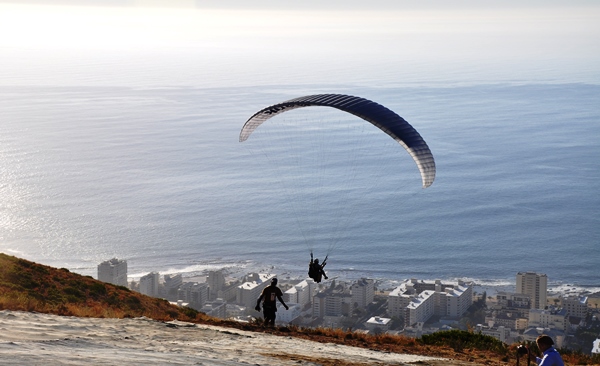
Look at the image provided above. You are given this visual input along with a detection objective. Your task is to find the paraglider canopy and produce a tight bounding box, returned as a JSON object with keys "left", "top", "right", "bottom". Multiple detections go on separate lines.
{"left": 240, "top": 94, "right": 435, "bottom": 188}
{"left": 239, "top": 93, "right": 436, "bottom": 259}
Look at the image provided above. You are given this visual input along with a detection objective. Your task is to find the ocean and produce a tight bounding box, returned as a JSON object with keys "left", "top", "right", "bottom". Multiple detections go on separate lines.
{"left": 1, "top": 3, "right": 599, "bottom": 295}
{"left": 1, "top": 84, "right": 598, "bottom": 294}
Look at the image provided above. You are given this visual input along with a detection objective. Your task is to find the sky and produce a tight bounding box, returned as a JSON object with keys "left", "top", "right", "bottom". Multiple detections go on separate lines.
{"left": 0, "top": 1, "right": 599, "bottom": 86}
{"left": 2, "top": 0, "right": 599, "bottom": 9}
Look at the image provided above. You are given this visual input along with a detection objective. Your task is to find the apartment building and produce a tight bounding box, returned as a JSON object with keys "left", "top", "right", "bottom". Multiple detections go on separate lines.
{"left": 97, "top": 258, "right": 127, "bottom": 287}
{"left": 139, "top": 271, "right": 159, "bottom": 297}
{"left": 516, "top": 272, "right": 547, "bottom": 309}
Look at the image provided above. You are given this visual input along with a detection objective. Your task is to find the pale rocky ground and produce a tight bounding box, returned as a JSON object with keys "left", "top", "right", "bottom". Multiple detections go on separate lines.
{"left": 0, "top": 310, "right": 483, "bottom": 365}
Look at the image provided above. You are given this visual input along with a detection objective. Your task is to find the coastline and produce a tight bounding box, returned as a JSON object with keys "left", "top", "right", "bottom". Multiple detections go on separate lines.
{"left": 126, "top": 261, "right": 600, "bottom": 300}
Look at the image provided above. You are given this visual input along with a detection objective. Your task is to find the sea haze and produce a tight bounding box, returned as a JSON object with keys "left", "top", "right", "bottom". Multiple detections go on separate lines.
{"left": 1, "top": 84, "right": 598, "bottom": 290}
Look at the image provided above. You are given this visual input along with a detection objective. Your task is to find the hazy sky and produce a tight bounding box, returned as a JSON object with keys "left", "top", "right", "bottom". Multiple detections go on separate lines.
{"left": 2, "top": 0, "right": 599, "bottom": 9}
{"left": 1, "top": 0, "right": 598, "bottom": 86}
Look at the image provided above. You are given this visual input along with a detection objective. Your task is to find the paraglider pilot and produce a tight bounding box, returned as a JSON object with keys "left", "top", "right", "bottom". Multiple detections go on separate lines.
{"left": 308, "top": 252, "right": 328, "bottom": 283}
{"left": 255, "top": 278, "right": 288, "bottom": 328}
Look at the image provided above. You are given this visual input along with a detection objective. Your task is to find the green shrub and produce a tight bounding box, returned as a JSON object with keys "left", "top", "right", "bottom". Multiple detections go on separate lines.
{"left": 87, "top": 282, "right": 108, "bottom": 298}
{"left": 117, "top": 285, "right": 131, "bottom": 292}
{"left": 15, "top": 272, "right": 40, "bottom": 290}
{"left": 420, "top": 330, "right": 507, "bottom": 354}
{"left": 105, "top": 294, "right": 119, "bottom": 306}
{"left": 46, "top": 288, "right": 65, "bottom": 303}
{"left": 18, "top": 259, "right": 33, "bottom": 268}
{"left": 181, "top": 306, "right": 199, "bottom": 319}
{"left": 125, "top": 295, "right": 141, "bottom": 309}
{"left": 63, "top": 286, "right": 84, "bottom": 301}
{"left": 32, "top": 265, "right": 49, "bottom": 275}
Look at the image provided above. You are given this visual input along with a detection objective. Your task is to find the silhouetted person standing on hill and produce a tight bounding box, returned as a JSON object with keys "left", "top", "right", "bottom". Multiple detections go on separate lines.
{"left": 255, "top": 278, "right": 288, "bottom": 327}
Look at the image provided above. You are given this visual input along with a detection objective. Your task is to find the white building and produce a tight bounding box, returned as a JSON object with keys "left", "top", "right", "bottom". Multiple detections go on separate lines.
{"left": 562, "top": 295, "right": 588, "bottom": 319}
{"left": 388, "top": 283, "right": 415, "bottom": 318}
{"left": 283, "top": 279, "right": 315, "bottom": 306}
{"left": 406, "top": 290, "right": 436, "bottom": 326}
{"left": 201, "top": 298, "right": 227, "bottom": 318}
{"left": 365, "top": 316, "right": 391, "bottom": 332}
{"left": 528, "top": 308, "right": 568, "bottom": 332}
{"left": 163, "top": 274, "right": 183, "bottom": 301}
{"left": 486, "top": 310, "right": 529, "bottom": 331}
{"left": 438, "top": 281, "right": 473, "bottom": 318}
{"left": 97, "top": 258, "right": 127, "bottom": 287}
{"left": 312, "top": 292, "right": 352, "bottom": 318}
{"left": 178, "top": 282, "right": 209, "bottom": 311}
{"left": 351, "top": 278, "right": 375, "bottom": 309}
{"left": 475, "top": 324, "right": 513, "bottom": 344}
{"left": 276, "top": 303, "right": 302, "bottom": 324}
{"left": 236, "top": 273, "right": 276, "bottom": 310}
{"left": 495, "top": 291, "right": 531, "bottom": 310}
{"left": 592, "top": 338, "right": 600, "bottom": 355}
{"left": 207, "top": 270, "right": 225, "bottom": 300}
{"left": 139, "top": 272, "right": 159, "bottom": 298}
{"left": 312, "top": 283, "right": 352, "bottom": 318}
{"left": 516, "top": 272, "right": 547, "bottom": 310}
{"left": 218, "top": 280, "right": 242, "bottom": 303}
{"left": 387, "top": 279, "right": 474, "bottom": 326}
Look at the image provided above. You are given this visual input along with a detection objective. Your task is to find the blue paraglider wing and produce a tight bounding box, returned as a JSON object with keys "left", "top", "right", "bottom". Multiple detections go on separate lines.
{"left": 240, "top": 94, "right": 435, "bottom": 188}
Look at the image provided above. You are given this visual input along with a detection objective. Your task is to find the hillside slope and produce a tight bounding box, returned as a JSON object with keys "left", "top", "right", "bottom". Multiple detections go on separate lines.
{"left": 0, "top": 253, "right": 201, "bottom": 321}
{"left": 2, "top": 253, "right": 594, "bottom": 365}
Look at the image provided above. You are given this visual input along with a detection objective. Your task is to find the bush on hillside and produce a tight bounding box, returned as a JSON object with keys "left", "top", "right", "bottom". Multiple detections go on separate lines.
{"left": 420, "top": 329, "right": 508, "bottom": 354}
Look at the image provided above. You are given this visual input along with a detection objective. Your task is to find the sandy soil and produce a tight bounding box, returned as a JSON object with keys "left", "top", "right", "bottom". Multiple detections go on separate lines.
{"left": 0, "top": 310, "right": 483, "bottom": 365}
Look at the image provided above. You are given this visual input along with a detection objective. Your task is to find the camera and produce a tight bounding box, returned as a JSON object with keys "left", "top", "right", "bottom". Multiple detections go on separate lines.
{"left": 517, "top": 345, "right": 529, "bottom": 356}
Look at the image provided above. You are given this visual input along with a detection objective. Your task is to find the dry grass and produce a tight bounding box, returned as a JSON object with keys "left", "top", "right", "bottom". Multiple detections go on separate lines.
{"left": 1, "top": 253, "right": 598, "bottom": 366}
{"left": 252, "top": 325, "right": 507, "bottom": 365}
{"left": 261, "top": 352, "right": 478, "bottom": 366}
{"left": 0, "top": 253, "right": 204, "bottom": 322}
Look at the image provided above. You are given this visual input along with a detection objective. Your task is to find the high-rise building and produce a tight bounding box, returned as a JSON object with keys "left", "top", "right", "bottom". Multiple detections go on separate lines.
{"left": 97, "top": 258, "right": 128, "bottom": 287}
{"left": 516, "top": 272, "right": 547, "bottom": 309}
{"left": 207, "top": 270, "right": 225, "bottom": 300}
{"left": 164, "top": 274, "right": 183, "bottom": 301}
{"left": 178, "top": 282, "right": 210, "bottom": 311}
{"left": 351, "top": 278, "right": 375, "bottom": 309}
{"left": 139, "top": 272, "right": 160, "bottom": 298}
